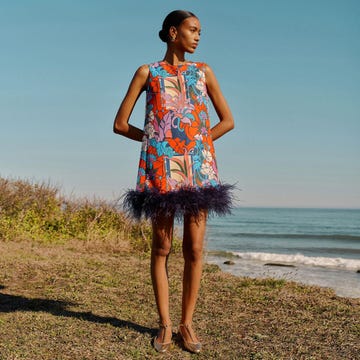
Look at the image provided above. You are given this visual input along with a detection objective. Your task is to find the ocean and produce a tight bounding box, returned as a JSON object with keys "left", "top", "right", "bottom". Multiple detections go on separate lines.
{"left": 204, "top": 207, "right": 360, "bottom": 298}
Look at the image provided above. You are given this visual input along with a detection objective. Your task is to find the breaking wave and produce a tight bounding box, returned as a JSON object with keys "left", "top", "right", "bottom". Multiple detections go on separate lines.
{"left": 232, "top": 251, "right": 360, "bottom": 271}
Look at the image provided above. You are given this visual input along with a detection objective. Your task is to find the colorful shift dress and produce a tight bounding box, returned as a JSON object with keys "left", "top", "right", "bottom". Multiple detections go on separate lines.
{"left": 124, "top": 61, "right": 233, "bottom": 220}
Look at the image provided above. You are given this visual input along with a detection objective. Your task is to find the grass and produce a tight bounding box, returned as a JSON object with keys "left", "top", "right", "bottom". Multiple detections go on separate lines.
{"left": 1, "top": 239, "right": 359, "bottom": 359}
{"left": 0, "top": 178, "right": 359, "bottom": 359}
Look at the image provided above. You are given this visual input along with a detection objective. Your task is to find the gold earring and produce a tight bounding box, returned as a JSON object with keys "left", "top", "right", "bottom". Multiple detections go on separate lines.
{"left": 171, "top": 37, "right": 175, "bottom": 42}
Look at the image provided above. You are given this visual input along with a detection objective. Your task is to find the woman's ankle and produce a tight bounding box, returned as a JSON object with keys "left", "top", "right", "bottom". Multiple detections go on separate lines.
{"left": 180, "top": 317, "right": 192, "bottom": 326}
{"left": 159, "top": 318, "right": 172, "bottom": 327}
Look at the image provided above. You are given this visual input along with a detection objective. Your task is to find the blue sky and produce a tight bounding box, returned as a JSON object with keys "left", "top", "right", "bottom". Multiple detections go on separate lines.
{"left": 1, "top": 0, "right": 359, "bottom": 208}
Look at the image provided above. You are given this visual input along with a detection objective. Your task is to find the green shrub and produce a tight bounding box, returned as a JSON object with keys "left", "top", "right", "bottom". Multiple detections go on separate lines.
{"left": 0, "top": 178, "right": 131, "bottom": 243}
{"left": 0, "top": 177, "right": 182, "bottom": 253}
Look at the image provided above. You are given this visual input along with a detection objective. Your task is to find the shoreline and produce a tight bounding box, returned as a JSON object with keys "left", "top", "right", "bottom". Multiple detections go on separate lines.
{"left": 205, "top": 251, "right": 360, "bottom": 299}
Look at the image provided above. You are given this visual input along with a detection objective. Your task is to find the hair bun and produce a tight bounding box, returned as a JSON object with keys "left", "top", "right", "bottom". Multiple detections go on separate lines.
{"left": 158, "top": 29, "right": 168, "bottom": 43}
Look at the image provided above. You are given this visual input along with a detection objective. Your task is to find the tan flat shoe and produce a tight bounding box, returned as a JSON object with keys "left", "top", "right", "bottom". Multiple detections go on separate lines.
{"left": 153, "top": 323, "right": 172, "bottom": 353}
{"left": 178, "top": 323, "right": 202, "bottom": 354}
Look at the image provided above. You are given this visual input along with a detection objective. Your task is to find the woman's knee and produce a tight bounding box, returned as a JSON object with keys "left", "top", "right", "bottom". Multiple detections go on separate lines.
{"left": 152, "top": 228, "right": 172, "bottom": 257}
{"left": 152, "top": 239, "right": 172, "bottom": 257}
{"left": 183, "top": 242, "right": 203, "bottom": 262}
{"left": 151, "top": 216, "right": 174, "bottom": 257}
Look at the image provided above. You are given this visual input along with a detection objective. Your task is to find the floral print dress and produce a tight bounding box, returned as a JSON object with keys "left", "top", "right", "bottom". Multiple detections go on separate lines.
{"left": 124, "top": 61, "right": 233, "bottom": 220}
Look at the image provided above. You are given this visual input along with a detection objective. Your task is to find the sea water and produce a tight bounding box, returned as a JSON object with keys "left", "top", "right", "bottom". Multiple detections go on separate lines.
{"left": 204, "top": 207, "right": 360, "bottom": 298}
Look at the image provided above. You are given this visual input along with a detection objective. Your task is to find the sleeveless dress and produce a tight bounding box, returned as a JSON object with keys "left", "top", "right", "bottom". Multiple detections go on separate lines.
{"left": 124, "top": 61, "right": 233, "bottom": 220}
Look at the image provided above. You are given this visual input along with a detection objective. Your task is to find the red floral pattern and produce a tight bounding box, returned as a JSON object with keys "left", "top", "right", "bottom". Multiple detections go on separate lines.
{"left": 135, "top": 61, "right": 220, "bottom": 193}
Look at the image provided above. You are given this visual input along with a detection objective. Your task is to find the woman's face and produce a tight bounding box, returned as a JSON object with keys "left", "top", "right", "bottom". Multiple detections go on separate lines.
{"left": 174, "top": 17, "right": 201, "bottom": 53}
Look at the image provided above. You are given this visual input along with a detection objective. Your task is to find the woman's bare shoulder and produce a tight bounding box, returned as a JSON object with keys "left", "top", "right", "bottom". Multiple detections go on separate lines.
{"left": 202, "top": 62, "right": 213, "bottom": 74}
{"left": 193, "top": 62, "right": 214, "bottom": 76}
{"left": 134, "top": 64, "right": 150, "bottom": 79}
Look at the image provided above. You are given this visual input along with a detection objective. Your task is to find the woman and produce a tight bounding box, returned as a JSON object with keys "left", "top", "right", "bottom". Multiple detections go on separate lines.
{"left": 113, "top": 10, "right": 234, "bottom": 353}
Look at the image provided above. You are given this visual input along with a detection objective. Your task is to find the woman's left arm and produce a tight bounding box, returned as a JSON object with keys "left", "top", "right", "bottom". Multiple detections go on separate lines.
{"left": 205, "top": 64, "right": 235, "bottom": 141}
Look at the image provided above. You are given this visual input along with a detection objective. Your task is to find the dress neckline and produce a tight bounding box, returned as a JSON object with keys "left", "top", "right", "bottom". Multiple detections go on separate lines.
{"left": 160, "top": 60, "right": 192, "bottom": 67}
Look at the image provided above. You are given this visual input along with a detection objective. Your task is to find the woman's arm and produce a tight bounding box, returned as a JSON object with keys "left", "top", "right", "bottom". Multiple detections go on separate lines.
{"left": 113, "top": 65, "right": 149, "bottom": 142}
{"left": 205, "top": 64, "right": 235, "bottom": 141}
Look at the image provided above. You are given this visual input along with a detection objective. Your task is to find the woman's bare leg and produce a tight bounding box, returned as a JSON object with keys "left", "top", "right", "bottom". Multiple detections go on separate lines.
{"left": 180, "top": 210, "right": 207, "bottom": 342}
{"left": 151, "top": 214, "right": 174, "bottom": 344}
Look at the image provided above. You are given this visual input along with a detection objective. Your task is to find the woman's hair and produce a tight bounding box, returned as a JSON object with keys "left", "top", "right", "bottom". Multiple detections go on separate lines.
{"left": 159, "top": 10, "right": 197, "bottom": 43}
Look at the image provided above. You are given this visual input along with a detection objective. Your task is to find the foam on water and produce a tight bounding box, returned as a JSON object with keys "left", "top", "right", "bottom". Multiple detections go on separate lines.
{"left": 232, "top": 251, "right": 360, "bottom": 271}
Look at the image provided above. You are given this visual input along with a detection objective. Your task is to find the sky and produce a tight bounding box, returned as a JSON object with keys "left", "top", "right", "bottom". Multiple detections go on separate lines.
{"left": 1, "top": 0, "right": 359, "bottom": 208}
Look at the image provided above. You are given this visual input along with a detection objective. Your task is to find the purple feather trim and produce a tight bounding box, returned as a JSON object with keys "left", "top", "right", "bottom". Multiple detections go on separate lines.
{"left": 123, "top": 184, "right": 235, "bottom": 221}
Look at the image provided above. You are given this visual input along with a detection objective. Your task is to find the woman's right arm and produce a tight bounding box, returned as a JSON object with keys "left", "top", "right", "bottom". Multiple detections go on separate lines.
{"left": 113, "top": 64, "right": 149, "bottom": 142}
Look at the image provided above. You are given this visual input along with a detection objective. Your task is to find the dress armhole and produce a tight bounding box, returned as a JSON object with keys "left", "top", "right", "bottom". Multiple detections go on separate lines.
{"left": 199, "top": 62, "right": 207, "bottom": 72}
{"left": 145, "top": 64, "right": 151, "bottom": 92}
{"left": 201, "top": 62, "right": 209, "bottom": 85}
{"left": 201, "top": 63, "right": 209, "bottom": 94}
